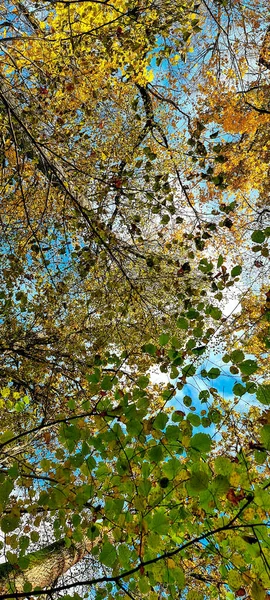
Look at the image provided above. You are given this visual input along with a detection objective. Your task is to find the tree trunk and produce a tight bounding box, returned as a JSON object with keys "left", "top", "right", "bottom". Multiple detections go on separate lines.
{"left": 0, "top": 536, "right": 95, "bottom": 594}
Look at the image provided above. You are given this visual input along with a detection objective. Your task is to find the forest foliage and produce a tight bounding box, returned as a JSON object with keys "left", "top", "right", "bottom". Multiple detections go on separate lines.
{"left": 0, "top": 0, "right": 269, "bottom": 599}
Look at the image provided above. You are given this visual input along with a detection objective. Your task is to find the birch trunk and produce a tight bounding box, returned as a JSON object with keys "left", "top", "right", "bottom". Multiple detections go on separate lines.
{"left": 0, "top": 536, "right": 95, "bottom": 594}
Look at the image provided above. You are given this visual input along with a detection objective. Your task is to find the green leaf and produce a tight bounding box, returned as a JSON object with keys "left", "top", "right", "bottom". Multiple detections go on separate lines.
{"left": 149, "top": 444, "right": 163, "bottom": 462}
{"left": 5, "top": 551, "right": 17, "bottom": 565}
{"left": 142, "top": 343, "right": 157, "bottom": 356}
{"left": 228, "top": 569, "right": 242, "bottom": 590}
{"left": 239, "top": 359, "right": 258, "bottom": 375}
{"left": 163, "top": 458, "right": 182, "bottom": 478}
{"left": 101, "top": 375, "right": 113, "bottom": 391}
{"left": 99, "top": 542, "right": 117, "bottom": 567}
{"left": 40, "top": 458, "right": 51, "bottom": 471}
{"left": 151, "top": 511, "right": 169, "bottom": 534}
{"left": 231, "top": 265, "right": 242, "bottom": 277}
{"left": 182, "top": 364, "right": 196, "bottom": 377}
{"left": 138, "top": 479, "right": 152, "bottom": 496}
{"left": 177, "top": 317, "right": 189, "bottom": 329}
{"left": 193, "top": 327, "right": 203, "bottom": 337}
{"left": 173, "top": 566, "right": 185, "bottom": 587}
{"left": 186, "top": 309, "right": 199, "bottom": 319}
{"left": 222, "top": 353, "right": 230, "bottom": 363}
{"left": 199, "top": 390, "right": 210, "bottom": 402}
{"left": 192, "top": 345, "right": 206, "bottom": 356}
{"left": 211, "top": 474, "right": 230, "bottom": 495}
{"left": 0, "top": 479, "right": 13, "bottom": 507}
{"left": 137, "top": 375, "right": 149, "bottom": 389}
{"left": 161, "top": 214, "right": 170, "bottom": 224}
{"left": 170, "top": 366, "right": 179, "bottom": 379}
{"left": 154, "top": 412, "right": 168, "bottom": 430}
{"left": 68, "top": 399, "right": 76, "bottom": 410}
{"left": 230, "top": 349, "right": 245, "bottom": 363}
{"left": 233, "top": 383, "right": 246, "bottom": 396}
{"left": 217, "top": 254, "right": 223, "bottom": 267}
{"left": 1, "top": 515, "right": 20, "bottom": 533}
{"left": 165, "top": 425, "right": 180, "bottom": 440}
{"left": 251, "top": 230, "right": 265, "bottom": 243}
{"left": 199, "top": 258, "right": 213, "bottom": 273}
{"left": 251, "top": 581, "right": 266, "bottom": 600}
{"left": 87, "top": 525, "right": 100, "bottom": 541}
{"left": 19, "top": 536, "right": 29, "bottom": 553}
{"left": 207, "top": 367, "right": 220, "bottom": 379}
{"left": 183, "top": 395, "right": 192, "bottom": 407}
{"left": 186, "top": 338, "right": 196, "bottom": 350}
{"left": 72, "top": 514, "right": 81, "bottom": 527}
{"left": 172, "top": 410, "right": 185, "bottom": 422}
{"left": 159, "top": 333, "right": 170, "bottom": 346}
{"left": 187, "top": 591, "right": 204, "bottom": 600}
{"left": 214, "top": 456, "right": 232, "bottom": 475}
{"left": 254, "top": 450, "right": 267, "bottom": 464}
{"left": 189, "top": 470, "right": 209, "bottom": 491}
{"left": 127, "top": 419, "right": 143, "bottom": 436}
{"left": 212, "top": 174, "right": 225, "bottom": 186}
{"left": 263, "top": 335, "right": 270, "bottom": 349}
{"left": 208, "top": 408, "right": 221, "bottom": 424}
{"left": 260, "top": 425, "right": 270, "bottom": 450}
{"left": 138, "top": 577, "right": 150, "bottom": 593}
{"left": 18, "top": 556, "right": 30, "bottom": 570}
{"left": 0, "top": 430, "right": 14, "bottom": 444}
{"left": 190, "top": 433, "right": 212, "bottom": 453}
{"left": 86, "top": 368, "right": 100, "bottom": 383}
{"left": 187, "top": 413, "right": 201, "bottom": 427}
{"left": 209, "top": 306, "right": 222, "bottom": 320}
{"left": 118, "top": 544, "right": 132, "bottom": 568}
{"left": 256, "top": 385, "right": 270, "bottom": 405}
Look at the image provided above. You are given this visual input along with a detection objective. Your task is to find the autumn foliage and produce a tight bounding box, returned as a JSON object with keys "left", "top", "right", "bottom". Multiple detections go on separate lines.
{"left": 0, "top": 1, "right": 269, "bottom": 599}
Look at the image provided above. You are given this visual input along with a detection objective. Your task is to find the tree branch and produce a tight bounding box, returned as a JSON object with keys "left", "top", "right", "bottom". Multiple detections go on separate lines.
{"left": 0, "top": 520, "right": 268, "bottom": 599}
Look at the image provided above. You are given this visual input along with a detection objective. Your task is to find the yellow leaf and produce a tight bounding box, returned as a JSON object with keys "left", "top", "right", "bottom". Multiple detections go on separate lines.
{"left": 1, "top": 387, "right": 10, "bottom": 398}
{"left": 230, "top": 471, "right": 241, "bottom": 487}
{"left": 145, "top": 68, "right": 154, "bottom": 83}
{"left": 167, "top": 558, "right": 176, "bottom": 569}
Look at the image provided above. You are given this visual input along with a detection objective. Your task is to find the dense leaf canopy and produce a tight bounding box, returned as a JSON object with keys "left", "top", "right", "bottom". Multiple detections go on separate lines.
{"left": 0, "top": 1, "right": 269, "bottom": 599}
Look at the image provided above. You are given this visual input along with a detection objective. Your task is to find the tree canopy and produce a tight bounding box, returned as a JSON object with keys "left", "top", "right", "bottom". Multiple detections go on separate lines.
{"left": 0, "top": 1, "right": 269, "bottom": 599}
